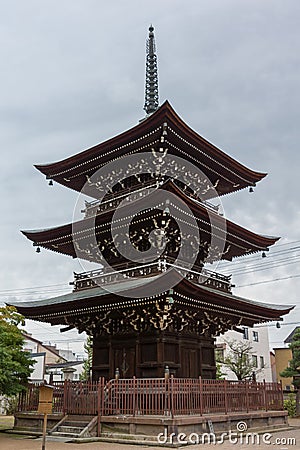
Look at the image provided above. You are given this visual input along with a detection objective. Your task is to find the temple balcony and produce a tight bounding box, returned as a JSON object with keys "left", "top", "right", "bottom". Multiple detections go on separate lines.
{"left": 81, "top": 177, "right": 220, "bottom": 218}
{"left": 71, "top": 259, "right": 232, "bottom": 293}
{"left": 82, "top": 179, "right": 158, "bottom": 217}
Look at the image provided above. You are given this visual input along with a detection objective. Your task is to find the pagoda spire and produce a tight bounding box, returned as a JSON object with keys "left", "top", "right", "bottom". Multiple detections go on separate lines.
{"left": 143, "top": 25, "right": 159, "bottom": 115}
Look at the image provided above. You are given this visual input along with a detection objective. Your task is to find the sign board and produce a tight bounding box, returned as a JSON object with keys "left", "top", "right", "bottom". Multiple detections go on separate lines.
{"left": 38, "top": 385, "right": 54, "bottom": 414}
{"left": 38, "top": 401, "right": 53, "bottom": 415}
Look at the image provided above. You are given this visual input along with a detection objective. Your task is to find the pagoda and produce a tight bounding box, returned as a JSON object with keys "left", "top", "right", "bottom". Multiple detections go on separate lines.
{"left": 11, "top": 26, "right": 292, "bottom": 380}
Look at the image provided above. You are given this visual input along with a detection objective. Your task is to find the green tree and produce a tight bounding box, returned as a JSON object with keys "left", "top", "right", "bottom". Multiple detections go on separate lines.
{"left": 80, "top": 336, "right": 93, "bottom": 381}
{"left": 280, "top": 327, "right": 300, "bottom": 416}
{"left": 0, "top": 306, "right": 34, "bottom": 396}
{"left": 215, "top": 363, "right": 225, "bottom": 380}
{"left": 216, "top": 340, "right": 258, "bottom": 381}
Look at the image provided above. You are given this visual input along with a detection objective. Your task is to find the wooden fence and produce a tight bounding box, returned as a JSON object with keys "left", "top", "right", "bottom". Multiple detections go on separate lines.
{"left": 17, "top": 377, "right": 283, "bottom": 417}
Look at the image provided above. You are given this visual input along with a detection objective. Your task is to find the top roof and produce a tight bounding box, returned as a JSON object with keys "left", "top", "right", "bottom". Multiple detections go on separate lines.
{"left": 35, "top": 101, "right": 266, "bottom": 198}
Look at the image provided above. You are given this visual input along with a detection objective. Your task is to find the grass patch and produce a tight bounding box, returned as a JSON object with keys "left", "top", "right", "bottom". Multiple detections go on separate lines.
{"left": 0, "top": 415, "right": 14, "bottom": 430}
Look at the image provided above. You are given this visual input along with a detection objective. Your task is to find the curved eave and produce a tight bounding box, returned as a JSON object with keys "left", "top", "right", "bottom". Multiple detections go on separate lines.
{"left": 161, "top": 101, "right": 267, "bottom": 186}
{"left": 34, "top": 101, "right": 266, "bottom": 196}
{"left": 180, "top": 276, "right": 293, "bottom": 320}
{"left": 21, "top": 180, "right": 279, "bottom": 261}
{"left": 8, "top": 271, "right": 293, "bottom": 325}
{"left": 163, "top": 181, "right": 279, "bottom": 259}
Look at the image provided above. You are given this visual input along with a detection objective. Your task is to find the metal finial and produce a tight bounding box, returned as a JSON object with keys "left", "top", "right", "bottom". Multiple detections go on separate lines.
{"left": 144, "top": 25, "right": 159, "bottom": 115}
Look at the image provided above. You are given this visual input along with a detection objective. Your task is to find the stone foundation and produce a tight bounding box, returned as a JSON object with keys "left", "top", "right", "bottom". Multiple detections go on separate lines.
{"left": 14, "top": 410, "right": 289, "bottom": 446}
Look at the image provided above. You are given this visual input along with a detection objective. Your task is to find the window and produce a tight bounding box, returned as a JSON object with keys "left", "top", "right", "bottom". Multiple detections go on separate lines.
{"left": 252, "top": 331, "right": 259, "bottom": 342}
{"left": 252, "top": 355, "right": 258, "bottom": 368}
{"left": 243, "top": 327, "right": 249, "bottom": 340}
{"left": 260, "top": 356, "right": 264, "bottom": 368}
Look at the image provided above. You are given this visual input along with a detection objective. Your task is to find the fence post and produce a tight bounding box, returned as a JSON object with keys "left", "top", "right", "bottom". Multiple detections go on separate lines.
{"left": 63, "top": 380, "right": 68, "bottom": 415}
{"left": 133, "top": 376, "right": 136, "bottom": 418}
{"left": 170, "top": 375, "right": 174, "bottom": 419}
{"left": 115, "top": 369, "right": 120, "bottom": 415}
{"left": 97, "top": 378, "right": 103, "bottom": 437}
{"left": 263, "top": 379, "right": 268, "bottom": 412}
{"left": 224, "top": 379, "right": 228, "bottom": 414}
{"left": 246, "top": 380, "right": 249, "bottom": 413}
{"left": 279, "top": 380, "right": 284, "bottom": 410}
{"left": 199, "top": 376, "right": 203, "bottom": 416}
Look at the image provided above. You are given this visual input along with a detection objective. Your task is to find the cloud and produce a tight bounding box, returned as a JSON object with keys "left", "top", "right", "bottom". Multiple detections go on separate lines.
{"left": 1, "top": 0, "right": 299, "bottom": 349}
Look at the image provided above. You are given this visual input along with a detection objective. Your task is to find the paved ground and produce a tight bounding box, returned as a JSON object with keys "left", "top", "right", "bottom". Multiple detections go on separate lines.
{"left": 0, "top": 417, "right": 299, "bottom": 449}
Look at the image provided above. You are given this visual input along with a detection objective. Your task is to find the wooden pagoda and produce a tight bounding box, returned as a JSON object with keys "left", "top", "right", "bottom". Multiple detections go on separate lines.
{"left": 11, "top": 27, "right": 292, "bottom": 381}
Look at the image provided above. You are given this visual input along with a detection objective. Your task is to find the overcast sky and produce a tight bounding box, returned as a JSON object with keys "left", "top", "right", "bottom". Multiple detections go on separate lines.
{"left": 1, "top": 0, "right": 300, "bottom": 356}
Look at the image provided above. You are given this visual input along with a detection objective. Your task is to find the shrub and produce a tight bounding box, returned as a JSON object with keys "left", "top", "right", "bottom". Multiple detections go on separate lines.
{"left": 284, "top": 393, "right": 296, "bottom": 417}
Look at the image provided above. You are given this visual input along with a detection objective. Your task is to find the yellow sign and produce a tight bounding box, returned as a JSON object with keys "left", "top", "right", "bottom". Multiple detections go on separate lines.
{"left": 38, "top": 385, "right": 54, "bottom": 414}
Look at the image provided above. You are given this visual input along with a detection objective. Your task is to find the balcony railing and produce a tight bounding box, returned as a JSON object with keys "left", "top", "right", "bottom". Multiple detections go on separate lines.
{"left": 72, "top": 259, "right": 232, "bottom": 293}
{"left": 82, "top": 179, "right": 158, "bottom": 217}
{"left": 82, "top": 177, "right": 220, "bottom": 217}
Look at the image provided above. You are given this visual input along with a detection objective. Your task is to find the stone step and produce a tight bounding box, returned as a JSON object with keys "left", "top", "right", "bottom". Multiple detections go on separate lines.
{"left": 57, "top": 425, "right": 84, "bottom": 434}
{"left": 51, "top": 431, "right": 81, "bottom": 438}
{"left": 63, "top": 421, "right": 90, "bottom": 427}
{"left": 101, "top": 432, "right": 158, "bottom": 442}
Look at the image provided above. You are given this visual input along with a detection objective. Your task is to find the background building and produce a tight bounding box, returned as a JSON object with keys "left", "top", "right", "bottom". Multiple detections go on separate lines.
{"left": 22, "top": 332, "right": 84, "bottom": 382}
{"left": 216, "top": 326, "right": 273, "bottom": 382}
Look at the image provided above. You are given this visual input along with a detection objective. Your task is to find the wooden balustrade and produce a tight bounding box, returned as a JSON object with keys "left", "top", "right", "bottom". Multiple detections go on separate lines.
{"left": 17, "top": 377, "right": 283, "bottom": 417}
{"left": 73, "top": 260, "right": 232, "bottom": 293}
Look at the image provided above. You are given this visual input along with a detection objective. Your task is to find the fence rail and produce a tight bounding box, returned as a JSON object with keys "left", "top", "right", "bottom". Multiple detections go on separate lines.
{"left": 17, "top": 377, "right": 283, "bottom": 417}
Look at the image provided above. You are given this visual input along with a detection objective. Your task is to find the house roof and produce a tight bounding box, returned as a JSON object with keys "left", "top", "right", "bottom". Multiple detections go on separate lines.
{"left": 22, "top": 332, "right": 67, "bottom": 361}
{"left": 284, "top": 327, "right": 300, "bottom": 344}
{"left": 46, "top": 361, "right": 84, "bottom": 369}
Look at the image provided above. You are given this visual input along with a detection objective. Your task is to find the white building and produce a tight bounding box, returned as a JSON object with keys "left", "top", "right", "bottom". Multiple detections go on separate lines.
{"left": 22, "top": 332, "right": 84, "bottom": 382}
{"left": 45, "top": 361, "right": 85, "bottom": 382}
{"left": 216, "top": 325, "right": 273, "bottom": 382}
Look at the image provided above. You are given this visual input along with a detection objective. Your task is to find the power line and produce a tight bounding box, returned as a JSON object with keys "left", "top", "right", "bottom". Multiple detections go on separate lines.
{"left": 219, "top": 241, "right": 300, "bottom": 268}
{"left": 0, "top": 282, "right": 70, "bottom": 294}
{"left": 224, "top": 255, "right": 300, "bottom": 276}
{"left": 222, "top": 249, "right": 300, "bottom": 271}
{"left": 2, "top": 288, "right": 71, "bottom": 299}
{"left": 235, "top": 273, "right": 300, "bottom": 288}
{"left": 0, "top": 242, "right": 299, "bottom": 302}
{"left": 220, "top": 245, "right": 300, "bottom": 272}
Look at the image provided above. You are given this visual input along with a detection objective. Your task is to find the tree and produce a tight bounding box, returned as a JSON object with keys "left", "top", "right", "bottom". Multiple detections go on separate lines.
{"left": 215, "top": 363, "right": 225, "bottom": 380}
{"left": 80, "top": 336, "right": 93, "bottom": 381}
{"left": 280, "top": 327, "right": 300, "bottom": 416}
{"left": 216, "top": 339, "right": 258, "bottom": 381}
{"left": 0, "top": 306, "right": 34, "bottom": 396}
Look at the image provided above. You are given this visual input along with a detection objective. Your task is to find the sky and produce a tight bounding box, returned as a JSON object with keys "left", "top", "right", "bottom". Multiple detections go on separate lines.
{"left": 1, "top": 0, "right": 300, "bottom": 357}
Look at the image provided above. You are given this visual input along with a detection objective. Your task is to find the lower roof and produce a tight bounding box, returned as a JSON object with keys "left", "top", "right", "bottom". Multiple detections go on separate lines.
{"left": 9, "top": 270, "right": 293, "bottom": 326}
